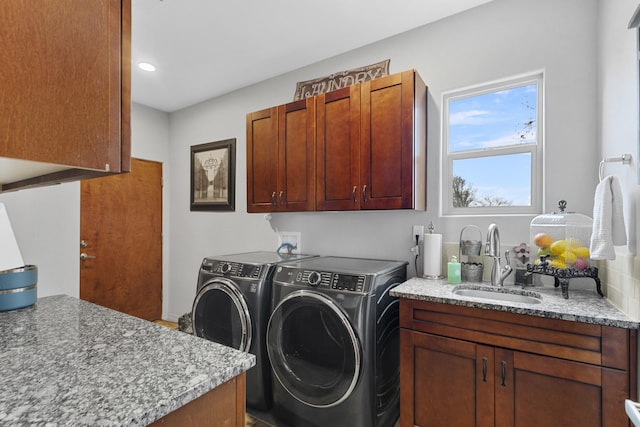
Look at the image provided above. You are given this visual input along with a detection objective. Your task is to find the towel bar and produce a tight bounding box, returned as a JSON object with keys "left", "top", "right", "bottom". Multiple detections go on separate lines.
{"left": 598, "top": 153, "right": 632, "bottom": 181}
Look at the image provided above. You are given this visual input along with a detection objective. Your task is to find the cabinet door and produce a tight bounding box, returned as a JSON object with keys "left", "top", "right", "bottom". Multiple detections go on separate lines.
{"left": 400, "top": 329, "right": 494, "bottom": 427}
{"left": 247, "top": 107, "right": 278, "bottom": 213}
{"left": 278, "top": 98, "right": 315, "bottom": 212}
{"left": 494, "top": 349, "right": 620, "bottom": 427}
{"left": 316, "top": 86, "right": 361, "bottom": 211}
{"left": 0, "top": 0, "right": 129, "bottom": 174}
{"left": 360, "top": 70, "right": 416, "bottom": 209}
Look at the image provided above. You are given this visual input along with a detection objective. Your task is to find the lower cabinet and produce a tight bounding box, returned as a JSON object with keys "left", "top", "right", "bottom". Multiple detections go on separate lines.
{"left": 150, "top": 373, "right": 246, "bottom": 427}
{"left": 400, "top": 299, "right": 637, "bottom": 427}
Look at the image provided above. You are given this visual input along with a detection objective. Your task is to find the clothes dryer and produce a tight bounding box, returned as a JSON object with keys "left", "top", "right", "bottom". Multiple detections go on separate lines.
{"left": 267, "top": 256, "right": 407, "bottom": 427}
{"left": 191, "top": 251, "right": 317, "bottom": 410}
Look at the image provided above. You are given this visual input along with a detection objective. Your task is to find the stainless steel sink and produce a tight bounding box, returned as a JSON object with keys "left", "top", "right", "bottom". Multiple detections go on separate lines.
{"left": 453, "top": 286, "right": 542, "bottom": 304}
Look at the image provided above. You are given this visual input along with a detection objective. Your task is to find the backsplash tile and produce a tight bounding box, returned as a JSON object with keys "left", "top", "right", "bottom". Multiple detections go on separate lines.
{"left": 600, "top": 254, "right": 640, "bottom": 322}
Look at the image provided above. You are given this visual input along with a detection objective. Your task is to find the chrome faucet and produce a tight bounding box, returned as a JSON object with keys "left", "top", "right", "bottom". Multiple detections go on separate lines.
{"left": 485, "top": 223, "right": 513, "bottom": 286}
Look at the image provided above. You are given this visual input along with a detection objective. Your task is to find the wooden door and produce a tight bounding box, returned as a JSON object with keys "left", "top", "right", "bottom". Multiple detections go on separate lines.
{"left": 278, "top": 98, "right": 316, "bottom": 212}
{"left": 360, "top": 70, "right": 415, "bottom": 210}
{"left": 316, "top": 86, "right": 361, "bottom": 211}
{"left": 80, "top": 158, "right": 162, "bottom": 320}
{"left": 246, "top": 107, "right": 278, "bottom": 212}
{"left": 494, "top": 349, "right": 607, "bottom": 427}
{"left": 400, "top": 329, "right": 492, "bottom": 427}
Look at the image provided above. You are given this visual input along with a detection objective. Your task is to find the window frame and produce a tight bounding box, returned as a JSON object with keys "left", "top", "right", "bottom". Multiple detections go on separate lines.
{"left": 441, "top": 72, "right": 545, "bottom": 216}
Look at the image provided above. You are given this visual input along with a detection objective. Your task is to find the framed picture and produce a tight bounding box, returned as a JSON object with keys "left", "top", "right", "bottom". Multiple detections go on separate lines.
{"left": 190, "top": 138, "right": 236, "bottom": 211}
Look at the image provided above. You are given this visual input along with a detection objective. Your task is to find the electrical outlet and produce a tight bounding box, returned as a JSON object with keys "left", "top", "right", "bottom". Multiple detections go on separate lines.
{"left": 278, "top": 231, "right": 301, "bottom": 254}
{"left": 412, "top": 225, "right": 424, "bottom": 242}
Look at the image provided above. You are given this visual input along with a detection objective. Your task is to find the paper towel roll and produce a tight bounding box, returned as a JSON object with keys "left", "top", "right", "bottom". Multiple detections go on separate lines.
{"left": 423, "top": 233, "right": 442, "bottom": 278}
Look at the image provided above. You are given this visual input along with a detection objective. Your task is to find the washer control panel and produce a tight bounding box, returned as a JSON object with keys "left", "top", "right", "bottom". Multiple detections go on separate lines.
{"left": 277, "top": 267, "right": 368, "bottom": 293}
{"left": 200, "top": 259, "right": 263, "bottom": 279}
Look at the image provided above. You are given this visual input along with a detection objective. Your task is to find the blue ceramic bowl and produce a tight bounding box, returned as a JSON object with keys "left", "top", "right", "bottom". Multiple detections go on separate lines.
{"left": 0, "top": 265, "right": 37, "bottom": 312}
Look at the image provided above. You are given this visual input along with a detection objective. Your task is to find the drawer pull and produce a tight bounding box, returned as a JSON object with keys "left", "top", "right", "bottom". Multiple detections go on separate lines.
{"left": 501, "top": 360, "right": 507, "bottom": 387}
{"left": 482, "top": 357, "right": 488, "bottom": 382}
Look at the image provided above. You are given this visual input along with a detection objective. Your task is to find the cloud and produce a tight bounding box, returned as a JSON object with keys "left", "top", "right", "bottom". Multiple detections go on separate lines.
{"left": 449, "top": 109, "right": 492, "bottom": 125}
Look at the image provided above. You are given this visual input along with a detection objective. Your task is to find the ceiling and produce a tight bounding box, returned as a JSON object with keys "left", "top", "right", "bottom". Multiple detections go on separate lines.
{"left": 131, "top": 0, "right": 494, "bottom": 112}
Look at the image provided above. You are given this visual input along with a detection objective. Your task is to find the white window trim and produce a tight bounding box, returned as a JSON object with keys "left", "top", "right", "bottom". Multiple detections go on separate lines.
{"left": 440, "top": 71, "right": 545, "bottom": 217}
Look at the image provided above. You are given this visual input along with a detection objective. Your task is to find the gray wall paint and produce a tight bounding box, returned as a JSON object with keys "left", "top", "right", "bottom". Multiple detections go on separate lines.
{"left": 3, "top": 0, "right": 638, "bottom": 324}
{"left": 165, "top": 0, "right": 601, "bottom": 319}
{"left": 597, "top": 0, "right": 640, "bottom": 255}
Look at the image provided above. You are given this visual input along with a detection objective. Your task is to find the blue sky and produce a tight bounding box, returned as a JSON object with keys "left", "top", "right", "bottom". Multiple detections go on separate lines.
{"left": 448, "top": 83, "right": 537, "bottom": 206}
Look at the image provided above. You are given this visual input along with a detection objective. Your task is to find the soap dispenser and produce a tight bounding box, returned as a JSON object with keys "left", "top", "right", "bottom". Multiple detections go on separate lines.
{"left": 448, "top": 256, "right": 461, "bottom": 284}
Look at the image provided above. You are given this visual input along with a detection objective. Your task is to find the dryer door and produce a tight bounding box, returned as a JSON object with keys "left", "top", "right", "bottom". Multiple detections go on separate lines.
{"left": 192, "top": 278, "right": 252, "bottom": 352}
{"left": 267, "top": 290, "right": 361, "bottom": 408}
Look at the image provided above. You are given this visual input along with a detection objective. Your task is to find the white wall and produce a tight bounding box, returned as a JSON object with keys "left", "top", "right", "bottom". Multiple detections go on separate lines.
{"left": 0, "top": 183, "right": 80, "bottom": 297}
{"left": 0, "top": 103, "right": 171, "bottom": 310}
{"left": 597, "top": 0, "right": 640, "bottom": 255}
{"left": 165, "top": 0, "right": 601, "bottom": 319}
{"left": 596, "top": 0, "right": 640, "bottom": 323}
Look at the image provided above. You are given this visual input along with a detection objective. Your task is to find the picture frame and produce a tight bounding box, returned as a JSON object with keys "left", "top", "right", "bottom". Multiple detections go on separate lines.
{"left": 190, "top": 138, "right": 236, "bottom": 211}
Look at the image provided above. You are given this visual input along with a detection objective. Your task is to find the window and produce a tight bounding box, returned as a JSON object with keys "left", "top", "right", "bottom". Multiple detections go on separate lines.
{"left": 442, "top": 73, "right": 543, "bottom": 216}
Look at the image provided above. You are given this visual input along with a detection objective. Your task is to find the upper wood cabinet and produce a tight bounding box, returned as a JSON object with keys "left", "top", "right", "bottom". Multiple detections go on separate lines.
{"left": 316, "top": 85, "right": 361, "bottom": 210}
{"left": 0, "top": 0, "right": 131, "bottom": 192}
{"left": 246, "top": 98, "right": 316, "bottom": 212}
{"left": 247, "top": 69, "right": 426, "bottom": 213}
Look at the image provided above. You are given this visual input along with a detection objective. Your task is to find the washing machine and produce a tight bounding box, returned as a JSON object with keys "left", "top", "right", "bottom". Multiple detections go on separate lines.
{"left": 266, "top": 256, "right": 407, "bottom": 427}
{"left": 191, "top": 251, "right": 317, "bottom": 410}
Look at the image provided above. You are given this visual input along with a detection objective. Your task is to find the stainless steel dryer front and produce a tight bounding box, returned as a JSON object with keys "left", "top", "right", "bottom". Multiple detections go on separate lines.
{"left": 191, "top": 251, "right": 317, "bottom": 410}
{"left": 267, "top": 256, "right": 407, "bottom": 427}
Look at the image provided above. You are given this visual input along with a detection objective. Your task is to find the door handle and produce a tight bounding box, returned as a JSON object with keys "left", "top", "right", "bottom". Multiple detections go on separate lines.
{"left": 80, "top": 253, "right": 96, "bottom": 261}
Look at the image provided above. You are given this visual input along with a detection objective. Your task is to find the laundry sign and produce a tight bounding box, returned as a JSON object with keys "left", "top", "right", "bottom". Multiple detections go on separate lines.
{"left": 293, "top": 59, "right": 390, "bottom": 101}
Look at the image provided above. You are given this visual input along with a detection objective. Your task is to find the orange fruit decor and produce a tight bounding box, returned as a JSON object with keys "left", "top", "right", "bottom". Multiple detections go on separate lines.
{"left": 533, "top": 233, "right": 553, "bottom": 248}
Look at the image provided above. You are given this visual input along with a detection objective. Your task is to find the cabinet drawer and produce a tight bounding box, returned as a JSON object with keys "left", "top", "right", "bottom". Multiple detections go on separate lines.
{"left": 400, "top": 298, "right": 631, "bottom": 369}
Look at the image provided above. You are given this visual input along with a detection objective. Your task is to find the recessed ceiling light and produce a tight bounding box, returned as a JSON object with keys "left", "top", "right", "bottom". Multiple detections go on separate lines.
{"left": 138, "top": 62, "right": 156, "bottom": 72}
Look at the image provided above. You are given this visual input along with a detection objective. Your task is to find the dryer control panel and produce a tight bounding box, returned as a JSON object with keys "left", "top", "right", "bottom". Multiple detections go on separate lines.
{"left": 200, "top": 259, "right": 263, "bottom": 279}
{"left": 276, "top": 267, "right": 369, "bottom": 293}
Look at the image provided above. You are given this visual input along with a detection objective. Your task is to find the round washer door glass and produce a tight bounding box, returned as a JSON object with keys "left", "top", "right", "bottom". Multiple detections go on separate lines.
{"left": 192, "top": 279, "right": 252, "bottom": 352}
{"left": 267, "top": 290, "right": 360, "bottom": 408}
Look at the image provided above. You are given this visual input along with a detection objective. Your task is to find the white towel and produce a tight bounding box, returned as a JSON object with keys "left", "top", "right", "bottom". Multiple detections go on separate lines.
{"left": 590, "top": 175, "right": 627, "bottom": 260}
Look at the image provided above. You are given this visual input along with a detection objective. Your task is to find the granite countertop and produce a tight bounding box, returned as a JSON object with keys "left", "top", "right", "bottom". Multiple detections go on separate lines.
{"left": 0, "top": 295, "right": 255, "bottom": 426}
{"left": 391, "top": 277, "right": 639, "bottom": 329}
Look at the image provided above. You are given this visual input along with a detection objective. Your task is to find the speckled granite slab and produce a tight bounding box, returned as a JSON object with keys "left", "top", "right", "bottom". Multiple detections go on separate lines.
{"left": 0, "top": 295, "right": 255, "bottom": 426}
{"left": 391, "top": 277, "right": 639, "bottom": 329}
